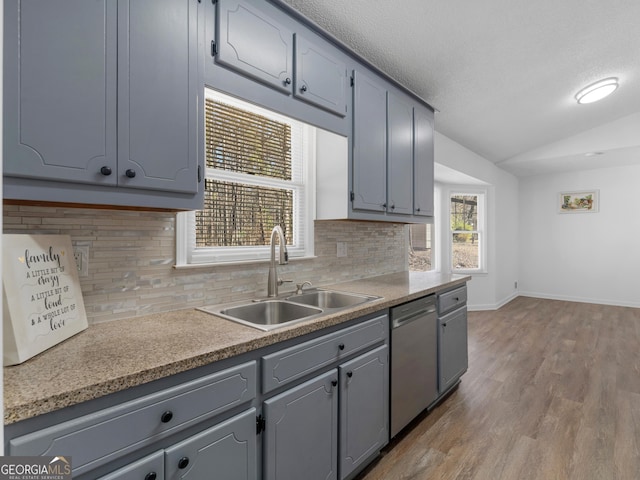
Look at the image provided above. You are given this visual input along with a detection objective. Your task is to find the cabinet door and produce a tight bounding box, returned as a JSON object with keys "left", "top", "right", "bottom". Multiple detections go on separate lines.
{"left": 216, "top": 0, "right": 293, "bottom": 94}
{"left": 352, "top": 71, "right": 387, "bottom": 213}
{"left": 386, "top": 91, "right": 413, "bottom": 215}
{"left": 414, "top": 106, "right": 435, "bottom": 216}
{"left": 164, "top": 409, "right": 257, "bottom": 480}
{"left": 339, "top": 346, "right": 388, "bottom": 480}
{"left": 3, "top": 0, "right": 117, "bottom": 185}
{"left": 118, "top": 0, "right": 201, "bottom": 194}
{"left": 294, "top": 34, "right": 347, "bottom": 117}
{"left": 264, "top": 370, "right": 338, "bottom": 480}
{"left": 97, "top": 451, "right": 164, "bottom": 480}
{"left": 439, "top": 307, "right": 469, "bottom": 393}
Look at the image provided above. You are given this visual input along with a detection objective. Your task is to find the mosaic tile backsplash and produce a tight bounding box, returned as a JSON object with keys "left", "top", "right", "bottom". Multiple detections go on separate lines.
{"left": 3, "top": 205, "right": 408, "bottom": 324}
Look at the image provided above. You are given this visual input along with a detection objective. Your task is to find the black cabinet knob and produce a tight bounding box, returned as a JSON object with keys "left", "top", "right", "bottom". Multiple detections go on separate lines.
{"left": 178, "top": 457, "right": 190, "bottom": 469}
{"left": 300, "top": 85, "right": 308, "bottom": 92}
{"left": 125, "top": 169, "right": 136, "bottom": 178}
{"left": 331, "top": 380, "right": 338, "bottom": 387}
{"left": 347, "top": 371, "right": 353, "bottom": 378}
{"left": 161, "top": 411, "right": 173, "bottom": 423}
{"left": 100, "top": 166, "right": 112, "bottom": 176}
{"left": 338, "top": 343, "right": 345, "bottom": 351}
{"left": 382, "top": 203, "right": 387, "bottom": 209}
{"left": 145, "top": 473, "right": 157, "bottom": 480}
{"left": 390, "top": 204, "right": 395, "bottom": 210}
{"left": 284, "top": 77, "right": 292, "bottom": 85}
{"left": 416, "top": 207, "right": 421, "bottom": 212}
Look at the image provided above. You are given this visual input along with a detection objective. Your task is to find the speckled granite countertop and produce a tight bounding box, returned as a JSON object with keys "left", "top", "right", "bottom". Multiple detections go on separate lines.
{"left": 4, "top": 271, "right": 469, "bottom": 425}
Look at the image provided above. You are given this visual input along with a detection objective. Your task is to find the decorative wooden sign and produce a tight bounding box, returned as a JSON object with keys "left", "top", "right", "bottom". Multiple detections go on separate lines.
{"left": 3, "top": 234, "right": 88, "bottom": 366}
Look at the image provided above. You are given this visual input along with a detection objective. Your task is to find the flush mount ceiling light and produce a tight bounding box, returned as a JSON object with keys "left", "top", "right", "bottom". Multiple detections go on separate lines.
{"left": 575, "top": 77, "right": 619, "bottom": 104}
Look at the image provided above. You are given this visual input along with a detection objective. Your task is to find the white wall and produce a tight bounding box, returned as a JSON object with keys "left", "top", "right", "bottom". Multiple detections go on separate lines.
{"left": 519, "top": 164, "right": 640, "bottom": 307}
{"left": 435, "top": 132, "right": 520, "bottom": 310}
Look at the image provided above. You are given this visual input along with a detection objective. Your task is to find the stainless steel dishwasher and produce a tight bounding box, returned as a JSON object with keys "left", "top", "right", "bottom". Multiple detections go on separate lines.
{"left": 390, "top": 294, "right": 438, "bottom": 438}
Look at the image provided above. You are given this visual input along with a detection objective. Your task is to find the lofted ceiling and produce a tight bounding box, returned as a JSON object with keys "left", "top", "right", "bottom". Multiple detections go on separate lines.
{"left": 278, "top": 0, "right": 640, "bottom": 177}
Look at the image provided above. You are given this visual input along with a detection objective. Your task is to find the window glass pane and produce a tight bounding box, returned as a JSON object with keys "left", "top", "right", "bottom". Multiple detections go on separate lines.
{"left": 452, "top": 232, "right": 479, "bottom": 269}
{"left": 409, "top": 224, "right": 434, "bottom": 271}
{"left": 450, "top": 195, "right": 478, "bottom": 231}
{"left": 196, "top": 179, "right": 293, "bottom": 247}
{"left": 205, "top": 99, "right": 292, "bottom": 180}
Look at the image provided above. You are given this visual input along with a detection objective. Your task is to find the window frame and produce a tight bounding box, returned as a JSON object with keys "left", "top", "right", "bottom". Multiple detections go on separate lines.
{"left": 448, "top": 188, "right": 487, "bottom": 274}
{"left": 176, "top": 90, "right": 315, "bottom": 267}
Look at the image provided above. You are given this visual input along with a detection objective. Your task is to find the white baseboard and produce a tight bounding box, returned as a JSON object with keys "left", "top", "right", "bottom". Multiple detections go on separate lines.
{"left": 518, "top": 291, "right": 640, "bottom": 309}
{"left": 468, "top": 291, "right": 518, "bottom": 311}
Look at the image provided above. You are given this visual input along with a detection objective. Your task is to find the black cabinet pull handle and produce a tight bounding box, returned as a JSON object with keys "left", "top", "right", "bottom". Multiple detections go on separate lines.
{"left": 145, "top": 473, "right": 157, "bottom": 480}
{"left": 161, "top": 411, "right": 173, "bottom": 423}
{"left": 300, "top": 84, "right": 308, "bottom": 92}
{"left": 125, "top": 169, "right": 136, "bottom": 178}
{"left": 284, "top": 77, "right": 292, "bottom": 85}
{"left": 178, "top": 457, "right": 190, "bottom": 469}
{"left": 100, "top": 166, "right": 112, "bottom": 176}
{"left": 338, "top": 343, "right": 345, "bottom": 351}
{"left": 331, "top": 380, "right": 338, "bottom": 387}
{"left": 347, "top": 371, "right": 353, "bottom": 378}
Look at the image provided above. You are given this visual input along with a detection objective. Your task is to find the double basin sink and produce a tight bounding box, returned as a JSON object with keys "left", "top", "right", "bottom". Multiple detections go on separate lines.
{"left": 199, "top": 289, "right": 380, "bottom": 331}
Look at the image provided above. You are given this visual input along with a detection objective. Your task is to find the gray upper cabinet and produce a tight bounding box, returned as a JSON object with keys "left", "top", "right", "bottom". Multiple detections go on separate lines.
{"left": 387, "top": 91, "right": 414, "bottom": 216}
{"left": 118, "top": 0, "right": 200, "bottom": 194}
{"left": 352, "top": 70, "right": 387, "bottom": 213}
{"left": 215, "top": 0, "right": 293, "bottom": 94}
{"left": 414, "top": 106, "right": 435, "bottom": 216}
{"left": 3, "top": 0, "right": 203, "bottom": 209}
{"left": 294, "top": 34, "right": 347, "bottom": 116}
{"left": 3, "top": 0, "right": 117, "bottom": 185}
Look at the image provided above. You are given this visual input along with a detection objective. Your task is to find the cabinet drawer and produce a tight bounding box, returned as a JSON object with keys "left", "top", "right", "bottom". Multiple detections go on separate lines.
{"left": 437, "top": 286, "right": 467, "bottom": 315}
{"left": 97, "top": 450, "right": 164, "bottom": 480}
{"left": 262, "top": 314, "right": 388, "bottom": 394}
{"left": 10, "top": 361, "right": 257, "bottom": 476}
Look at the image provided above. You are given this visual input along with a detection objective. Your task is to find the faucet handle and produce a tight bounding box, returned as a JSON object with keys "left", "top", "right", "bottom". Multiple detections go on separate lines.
{"left": 295, "top": 281, "right": 313, "bottom": 294}
{"left": 278, "top": 278, "right": 293, "bottom": 286}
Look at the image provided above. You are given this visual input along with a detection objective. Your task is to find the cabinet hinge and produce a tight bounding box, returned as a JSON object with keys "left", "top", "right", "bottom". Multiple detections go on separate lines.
{"left": 256, "top": 414, "right": 266, "bottom": 434}
{"left": 211, "top": 41, "right": 217, "bottom": 57}
{"left": 350, "top": 191, "right": 355, "bottom": 202}
{"left": 197, "top": 165, "right": 202, "bottom": 183}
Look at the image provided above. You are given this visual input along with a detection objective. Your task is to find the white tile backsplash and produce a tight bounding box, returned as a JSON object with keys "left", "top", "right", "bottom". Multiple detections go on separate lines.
{"left": 3, "top": 205, "right": 408, "bottom": 324}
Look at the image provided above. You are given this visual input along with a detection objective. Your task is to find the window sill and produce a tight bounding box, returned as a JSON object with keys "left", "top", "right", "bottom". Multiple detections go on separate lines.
{"left": 174, "top": 255, "right": 317, "bottom": 270}
{"left": 452, "top": 269, "right": 488, "bottom": 276}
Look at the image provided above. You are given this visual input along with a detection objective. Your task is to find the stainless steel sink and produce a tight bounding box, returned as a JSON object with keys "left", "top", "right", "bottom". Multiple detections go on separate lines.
{"left": 198, "top": 289, "right": 381, "bottom": 331}
{"left": 199, "top": 300, "right": 323, "bottom": 331}
{"left": 285, "top": 289, "right": 379, "bottom": 309}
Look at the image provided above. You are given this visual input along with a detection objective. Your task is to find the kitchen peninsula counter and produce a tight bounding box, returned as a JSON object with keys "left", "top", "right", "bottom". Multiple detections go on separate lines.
{"left": 4, "top": 271, "right": 469, "bottom": 424}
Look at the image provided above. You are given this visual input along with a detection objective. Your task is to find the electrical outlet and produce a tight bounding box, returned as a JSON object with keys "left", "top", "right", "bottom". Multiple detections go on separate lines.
{"left": 514, "top": 281, "right": 518, "bottom": 289}
{"left": 73, "top": 245, "right": 89, "bottom": 277}
{"left": 336, "top": 242, "right": 347, "bottom": 258}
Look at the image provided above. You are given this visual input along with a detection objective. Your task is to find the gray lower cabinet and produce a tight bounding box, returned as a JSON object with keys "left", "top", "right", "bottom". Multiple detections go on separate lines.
{"left": 263, "top": 370, "right": 339, "bottom": 480}
{"left": 339, "top": 345, "right": 389, "bottom": 480}
{"left": 437, "top": 285, "right": 469, "bottom": 395}
{"left": 3, "top": 0, "right": 203, "bottom": 209}
{"left": 97, "top": 451, "right": 165, "bottom": 480}
{"left": 165, "top": 408, "right": 257, "bottom": 480}
{"left": 438, "top": 307, "right": 469, "bottom": 394}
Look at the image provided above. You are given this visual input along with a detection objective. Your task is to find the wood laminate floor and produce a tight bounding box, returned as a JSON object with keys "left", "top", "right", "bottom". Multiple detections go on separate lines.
{"left": 356, "top": 296, "right": 640, "bottom": 480}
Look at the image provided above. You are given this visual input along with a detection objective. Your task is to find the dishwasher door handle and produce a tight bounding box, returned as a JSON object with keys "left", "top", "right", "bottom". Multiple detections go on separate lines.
{"left": 392, "top": 308, "right": 436, "bottom": 328}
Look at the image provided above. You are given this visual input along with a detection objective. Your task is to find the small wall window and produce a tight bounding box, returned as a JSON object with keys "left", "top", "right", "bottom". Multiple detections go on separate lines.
{"left": 450, "top": 191, "right": 486, "bottom": 272}
{"left": 408, "top": 223, "right": 435, "bottom": 271}
{"left": 176, "top": 89, "right": 315, "bottom": 266}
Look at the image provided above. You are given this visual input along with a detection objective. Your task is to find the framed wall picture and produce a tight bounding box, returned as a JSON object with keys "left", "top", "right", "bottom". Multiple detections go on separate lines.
{"left": 558, "top": 190, "right": 599, "bottom": 213}
{"left": 3, "top": 234, "right": 88, "bottom": 365}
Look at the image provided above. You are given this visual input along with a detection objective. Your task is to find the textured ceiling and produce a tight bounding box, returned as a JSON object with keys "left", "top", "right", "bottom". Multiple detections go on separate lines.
{"left": 278, "top": 0, "right": 640, "bottom": 176}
